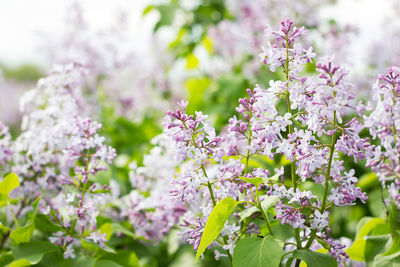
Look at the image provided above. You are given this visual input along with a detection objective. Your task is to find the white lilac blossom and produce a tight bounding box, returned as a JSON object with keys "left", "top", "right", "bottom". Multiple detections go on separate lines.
{"left": 40, "top": 2, "right": 179, "bottom": 120}
{"left": 366, "top": 66, "right": 400, "bottom": 209}
{"left": 0, "top": 71, "right": 26, "bottom": 126}
{"left": 87, "top": 230, "right": 107, "bottom": 248}
{"left": 207, "top": 0, "right": 331, "bottom": 78}
{"left": 120, "top": 135, "right": 186, "bottom": 242}
{"left": 49, "top": 231, "right": 76, "bottom": 259}
{"left": 0, "top": 122, "right": 12, "bottom": 169}
{"left": 7, "top": 63, "right": 116, "bottom": 255}
{"left": 13, "top": 63, "right": 90, "bottom": 180}
{"left": 163, "top": 19, "right": 372, "bottom": 265}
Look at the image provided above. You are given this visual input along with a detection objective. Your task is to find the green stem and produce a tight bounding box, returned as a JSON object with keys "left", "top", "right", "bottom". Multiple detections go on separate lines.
{"left": 244, "top": 105, "right": 254, "bottom": 172}
{"left": 8, "top": 202, "right": 19, "bottom": 228}
{"left": 256, "top": 194, "right": 273, "bottom": 236}
{"left": 321, "top": 110, "right": 337, "bottom": 212}
{"left": 305, "top": 111, "right": 337, "bottom": 249}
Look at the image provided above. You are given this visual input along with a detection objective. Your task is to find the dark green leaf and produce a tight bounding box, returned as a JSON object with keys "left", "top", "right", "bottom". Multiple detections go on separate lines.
{"left": 11, "top": 241, "right": 58, "bottom": 264}
{"left": 233, "top": 236, "right": 283, "bottom": 267}
{"left": 100, "top": 250, "right": 139, "bottom": 267}
{"left": 291, "top": 249, "right": 337, "bottom": 267}
{"left": 94, "top": 259, "right": 122, "bottom": 267}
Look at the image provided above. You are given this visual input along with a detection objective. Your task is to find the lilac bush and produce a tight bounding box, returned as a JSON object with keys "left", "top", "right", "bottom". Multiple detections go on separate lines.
{"left": 1, "top": 2, "right": 400, "bottom": 265}
{"left": 162, "top": 18, "right": 376, "bottom": 266}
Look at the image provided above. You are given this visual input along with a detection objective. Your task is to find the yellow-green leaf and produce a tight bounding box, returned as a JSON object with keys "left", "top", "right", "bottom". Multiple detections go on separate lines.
{"left": 186, "top": 53, "right": 199, "bottom": 69}
{"left": 347, "top": 217, "right": 386, "bottom": 261}
{"left": 10, "top": 223, "right": 35, "bottom": 245}
{"left": 201, "top": 36, "right": 213, "bottom": 54}
{"left": 7, "top": 259, "right": 31, "bottom": 267}
{"left": 0, "top": 173, "right": 20, "bottom": 202}
{"left": 195, "top": 197, "right": 238, "bottom": 262}
{"left": 100, "top": 223, "right": 113, "bottom": 240}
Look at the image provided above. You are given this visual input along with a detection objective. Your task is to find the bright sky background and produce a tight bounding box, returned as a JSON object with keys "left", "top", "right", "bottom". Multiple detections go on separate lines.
{"left": 0, "top": 0, "right": 151, "bottom": 66}
{"left": 0, "top": 0, "right": 394, "bottom": 67}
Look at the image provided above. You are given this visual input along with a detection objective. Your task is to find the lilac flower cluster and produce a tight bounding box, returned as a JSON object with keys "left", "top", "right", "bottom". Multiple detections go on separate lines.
{"left": 6, "top": 63, "right": 116, "bottom": 258}
{"left": 366, "top": 66, "right": 400, "bottom": 209}
{"left": 163, "top": 102, "right": 252, "bottom": 252}
{"left": 43, "top": 115, "right": 115, "bottom": 258}
{"left": 162, "top": 18, "right": 373, "bottom": 265}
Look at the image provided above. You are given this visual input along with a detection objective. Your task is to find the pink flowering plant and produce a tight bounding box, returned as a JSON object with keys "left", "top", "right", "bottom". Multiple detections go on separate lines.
{"left": 162, "top": 18, "right": 380, "bottom": 266}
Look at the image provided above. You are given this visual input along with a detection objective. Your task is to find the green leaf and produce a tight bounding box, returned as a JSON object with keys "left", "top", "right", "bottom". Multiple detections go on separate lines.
{"left": 0, "top": 222, "right": 12, "bottom": 233}
{"left": 153, "top": 4, "right": 178, "bottom": 32}
{"left": 373, "top": 251, "right": 400, "bottom": 267}
{"left": 195, "top": 197, "right": 238, "bottom": 262}
{"left": 291, "top": 249, "right": 337, "bottom": 267}
{"left": 34, "top": 215, "right": 63, "bottom": 233}
{"left": 365, "top": 234, "right": 391, "bottom": 265}
{"left": 185, "top": 77, "right": 211, "bottom": 114}
{"left": 0, "top": 173, "right": 20, "bottom": 205}
{"left": 94, "top": 259, "right": 122, "bottom": 267}
{"left": 7, "top": 259, "right": 31, "bottom": 267}
{"left": 185, "top": 53, "right": 199, "bottom": 69}
{"left": 110, "top": 223, "right": 149, "bottom": 242}
{"left": 238, "top": 196, "right": 278, "bottom": 222}
{"left": 81, "top": 239, "right": 116, "bottom": 255}
{"left": 232, "top": 236, "right": 283, "bottom": 267}
{"left": 201, "top": 36, "right": 213, "bottom": 54}
{"left": 357, "top": 172, "right": 378, "bottom": 190}
{"left": 142, "top": 5, "right": 154, "bottom": 16}
{"left": 279, "top": 156, "right": 291, "bottom": 166}
{"left": 11, "top": 241, "right": 58, "bottom": 264}
{"left": 10, "top": 223, "right": 35, "bottom": 245}
{"left": 27, "top": 197, "right": 41, "bottom": 224}
{"left": 239, "top": 177, "right": 264, "bottom": 187}
{"left": 347, "top": 217, "right": 386, "bottom": 261}
{"left": 100, "top": 250, "right": 139, "bottom": 267}
{"left": 72, "top": 256, "right": 96, "bottom": 267}
{"left": 383, "top": 204, "right": 400, "bottom": 256}
{"left": 0, "top": 252, "right": 14, "bottom": 266}
{"left": 99, "top": 223, "right": 112, "bottom": 240}
{"left": 316, "top": 238, "right": 331, "bottom": 251}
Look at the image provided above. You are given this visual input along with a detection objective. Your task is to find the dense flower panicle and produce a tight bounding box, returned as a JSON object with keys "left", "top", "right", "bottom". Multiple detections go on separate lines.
{"left": 164, "top": 100, "right": 224, "bottom": 164}
{"left": 0, "top": 122, "right": 12, "bottom": 168}
{"left": 366, "top": 66, "right": 400, "bottom": 208}
{"left": 259, "top": 18, "right": 313, "bottom": 74}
